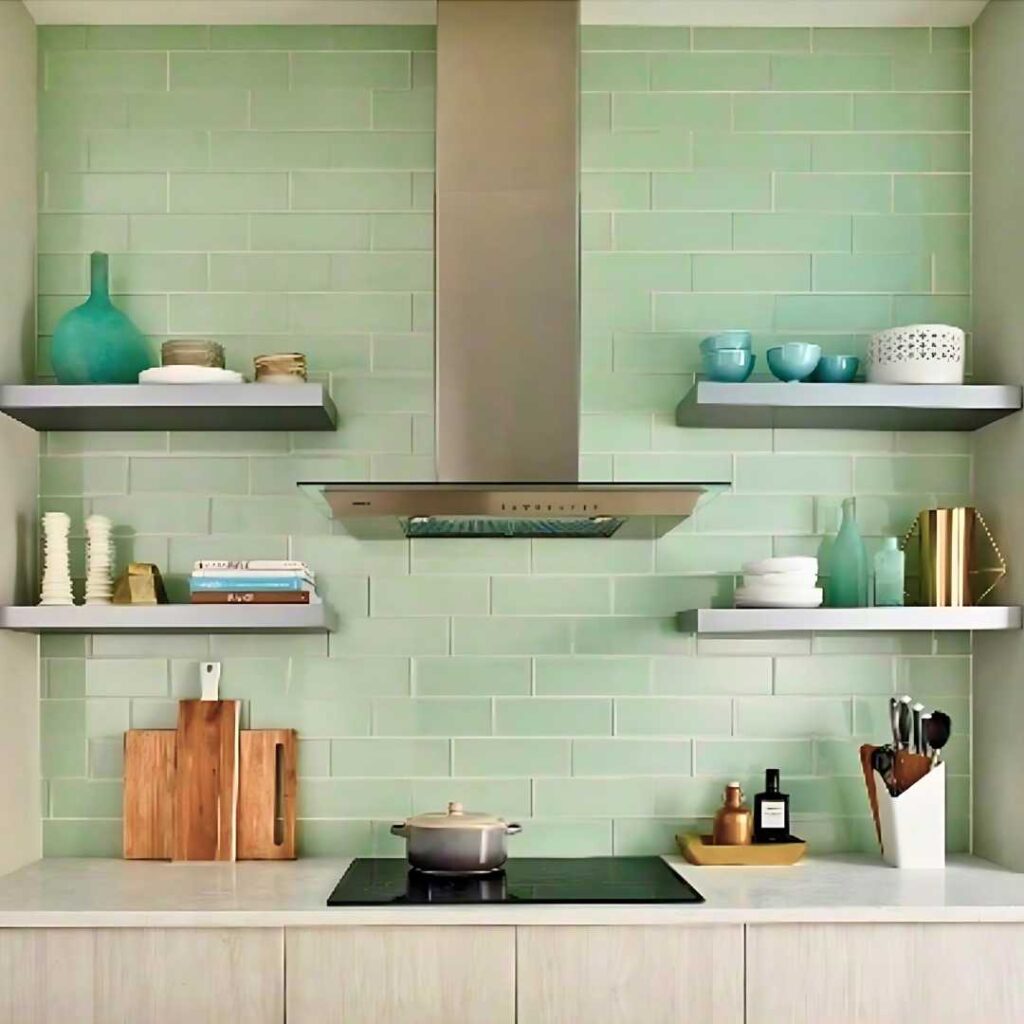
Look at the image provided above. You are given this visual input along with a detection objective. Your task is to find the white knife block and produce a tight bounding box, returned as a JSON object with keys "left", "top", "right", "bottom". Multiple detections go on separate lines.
{"left": 874, "top": 763, "right": 945, "bottom": 869}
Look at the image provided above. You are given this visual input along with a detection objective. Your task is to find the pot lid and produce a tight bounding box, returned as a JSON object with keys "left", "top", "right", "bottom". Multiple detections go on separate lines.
{"left": 403, "top": 802, "right": 508, "bottom": 830}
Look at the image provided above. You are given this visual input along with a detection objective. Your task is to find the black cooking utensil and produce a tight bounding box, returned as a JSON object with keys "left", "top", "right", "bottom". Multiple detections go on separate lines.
{"left": 925, "top": 711, "right": 952, "bottom": 765}
{"left": 897, "top": 696, "right": 913, "bottom": 751}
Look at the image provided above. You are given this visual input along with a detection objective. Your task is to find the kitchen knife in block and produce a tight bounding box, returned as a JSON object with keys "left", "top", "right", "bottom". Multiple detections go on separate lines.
{"left": 237, "top": 730, "right": 297, "bottom": 860}
{"left": 172, "top": 699, "right": 240, "bottom": 861}
{"left": 123, "top": 730, "right": 176, "bottom": 859}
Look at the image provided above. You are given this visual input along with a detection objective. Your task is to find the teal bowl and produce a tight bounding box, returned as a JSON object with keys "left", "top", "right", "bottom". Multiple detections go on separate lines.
{"left": 702, "top": 349, "right": 755, "bottom": 383}
{"left": 811, "top": 354, "right": 860, "bottom": 383}
{"left": 767, "top": 343, "right": 822, "bottom": 383}
{"left": 700, "top": 330, "right": 752, "bottom": 354}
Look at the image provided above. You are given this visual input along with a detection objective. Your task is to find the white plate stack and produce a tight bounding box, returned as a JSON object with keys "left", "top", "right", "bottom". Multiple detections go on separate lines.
{"left": 39, "top": 511, "right": 73, "bottom": 606}
{"left": 85, "top": 514, "right": 113, "bottom": 606}
{"left": 734, "top": 557, "right": 822, "bottom": 608}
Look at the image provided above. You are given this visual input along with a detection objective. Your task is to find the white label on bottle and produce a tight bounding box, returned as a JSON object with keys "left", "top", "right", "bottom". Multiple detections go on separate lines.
{"left": 760, "top": 801, "right": 786, "bottom": 829}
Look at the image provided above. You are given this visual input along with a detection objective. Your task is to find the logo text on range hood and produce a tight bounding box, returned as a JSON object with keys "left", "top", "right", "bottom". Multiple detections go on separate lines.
{"left": 299, "top": 0, "right": 731, "bottom": 537}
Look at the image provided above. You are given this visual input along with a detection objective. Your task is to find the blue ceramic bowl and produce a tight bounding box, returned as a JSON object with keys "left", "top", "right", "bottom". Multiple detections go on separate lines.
{"left": 767, "top": 343, "right": 822, "bottom": 383}
{"left": 811, "top": 354, "right": 860, "bottom": 383}
{"left": 700, "top": 330, "right": 752, "bottom": 354}
{"left": 702, "top": 349, "right": 756, "bottom": 383}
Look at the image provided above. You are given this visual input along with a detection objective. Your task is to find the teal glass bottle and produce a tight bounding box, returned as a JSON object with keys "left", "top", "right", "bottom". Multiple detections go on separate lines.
{"left": 828, "top": 497, "right": 868, "bottom": 608}
{"left": 873, "top": 537, "right": 905, "bottom": 607}
{"left": 50, "top": 252, "right": 153, "bottom": 384}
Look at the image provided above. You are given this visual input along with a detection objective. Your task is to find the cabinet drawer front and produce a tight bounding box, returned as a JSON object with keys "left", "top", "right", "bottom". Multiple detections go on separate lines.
{"left": 286, "top": 926, "right": 514, "bottom": 1024}
{"left": 747, "top": 923, "right": 1024, "bottom": 1024}
{"left": 516, "top": 925, "right": 743, "bottom": 1024}
{"left": 0, "top": 928, "right": 283, "bottom": 1024}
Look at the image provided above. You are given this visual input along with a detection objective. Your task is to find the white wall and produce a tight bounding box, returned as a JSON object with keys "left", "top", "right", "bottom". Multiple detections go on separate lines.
{"left": 0, "top": 0, "right": 41, "bottom": 874}
{"left": 972, "top": 0, "right": 1024, "bottom": 870}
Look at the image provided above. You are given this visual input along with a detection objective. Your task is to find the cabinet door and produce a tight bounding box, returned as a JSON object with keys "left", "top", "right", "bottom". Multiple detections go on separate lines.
{"left": 286, "top": 926, "right": 515, "bottom": 1024}
{"left": 0, "top": 928, "right": 284, "bottom": 1024}
{"left": 747, "top": 923, "right": 1024, "bottom": 1024}
{"left": 516, "top": 925, "right": 743, "bottom": 1024}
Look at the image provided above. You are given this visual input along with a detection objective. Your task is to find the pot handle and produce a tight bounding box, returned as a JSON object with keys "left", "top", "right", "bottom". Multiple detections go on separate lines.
{"left": 505, "top": 823, "right": 523, "bottom": 836}
{"left": 390, "top": 824, "right": 408, "bottom": 838}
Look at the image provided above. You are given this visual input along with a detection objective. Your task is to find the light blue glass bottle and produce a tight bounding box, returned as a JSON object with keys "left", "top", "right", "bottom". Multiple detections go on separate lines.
{"left": 827, "top": 497, "right": 868, "bottom": 608}
{"left": 873, "top": 537, "right": 905, "bottom": 607}
{"left": 50, "top": 252, "right": 153, "bottom": 384}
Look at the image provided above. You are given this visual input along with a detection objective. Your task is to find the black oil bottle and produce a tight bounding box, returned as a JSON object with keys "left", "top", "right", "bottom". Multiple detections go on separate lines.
{"left": 753, "top": 768, "right": 790, "bottom": 843}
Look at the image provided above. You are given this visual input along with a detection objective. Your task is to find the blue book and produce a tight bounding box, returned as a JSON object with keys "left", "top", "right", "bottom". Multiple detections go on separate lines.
{"left": 190, "top": 576, "right": 312, "bottom": 592}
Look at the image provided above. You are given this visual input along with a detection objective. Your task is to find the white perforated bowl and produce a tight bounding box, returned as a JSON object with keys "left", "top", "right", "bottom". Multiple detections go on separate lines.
{"left": 866, "top": 324, "right": 965, "bottom": 384}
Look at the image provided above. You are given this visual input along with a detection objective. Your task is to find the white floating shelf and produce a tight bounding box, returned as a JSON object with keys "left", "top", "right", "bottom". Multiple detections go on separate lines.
{"left": 0, "top": 383, "right": 337, "bottom": 432}
{"left": 677, "top": 606, "right": 1023, "bottom": 634}
{"left": 675, "top": 381, "right": 1022, "bottom": 432}
{"left": 0, "top": 604, "right": 334, "bottom": 634}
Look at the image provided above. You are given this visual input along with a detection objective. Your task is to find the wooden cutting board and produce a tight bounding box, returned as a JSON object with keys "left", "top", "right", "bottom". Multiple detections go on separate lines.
{"left": 172, "top": 699, "right": 241, "bottom": 862}
{"left": 237, "top": 729, "right": 297, "bottom": 860}
{"left": 123, "top": 730, "right": 176, "bottom": 860}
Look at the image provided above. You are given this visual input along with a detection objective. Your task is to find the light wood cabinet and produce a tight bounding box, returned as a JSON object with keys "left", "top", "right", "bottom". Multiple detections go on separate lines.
{"left": 286, "top": 926, "right": 515, "bottom": 1024}
{"left": 516, "top": 925, "right": 744, "bottom": 1024}
{"left": 746, "top": 923, "right": 1024, "bottom": 1024}
{"left": 0, "top": 927, "right": 284, "bottom": 1024}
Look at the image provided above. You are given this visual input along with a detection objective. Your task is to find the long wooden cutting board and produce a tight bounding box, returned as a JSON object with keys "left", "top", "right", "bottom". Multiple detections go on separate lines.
{"left": 172, "top": 699, "right": 240, "bottom": 862}
{"left": 123, "top": 730, "right": 176, "bottom": 860}
{"left": 237, "top": 730, "right": 297, "bottom": 860}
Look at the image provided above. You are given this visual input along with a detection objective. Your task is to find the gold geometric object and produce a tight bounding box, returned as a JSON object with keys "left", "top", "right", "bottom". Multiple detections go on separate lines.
{"left": 112, "top": 563, "right": 169, "bottom": 605}
{"left": 902, "top": 507, "right": 1007, "bottom": 607}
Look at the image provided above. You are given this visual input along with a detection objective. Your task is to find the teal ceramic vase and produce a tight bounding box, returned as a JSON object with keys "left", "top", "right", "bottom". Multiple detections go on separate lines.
{"left": 827, "top": 497, "right": 868, "bottom": 608}
{"left": 50, "top": 252, "right": 153, "bottom": 384}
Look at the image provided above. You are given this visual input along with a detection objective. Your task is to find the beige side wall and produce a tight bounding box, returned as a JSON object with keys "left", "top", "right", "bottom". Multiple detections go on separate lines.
{"left": 973, "top": 0, "right": 1024, "bottom": 869}
{"left": 0, "top": 0, "right": 41, "bottom": 874}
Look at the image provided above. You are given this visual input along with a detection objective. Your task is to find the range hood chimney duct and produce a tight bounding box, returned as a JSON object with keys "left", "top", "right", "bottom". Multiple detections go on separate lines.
{"left": 304, "top": 0, "right": 723, "bottom": 538}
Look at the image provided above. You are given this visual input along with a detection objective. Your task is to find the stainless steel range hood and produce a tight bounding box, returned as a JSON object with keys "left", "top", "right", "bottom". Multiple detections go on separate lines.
{"left": 306, "top": 0, "right": 724, "bottom": 539}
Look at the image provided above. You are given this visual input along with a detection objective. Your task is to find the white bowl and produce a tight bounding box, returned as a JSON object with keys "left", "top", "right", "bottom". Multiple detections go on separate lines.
{"left": 734, "top": 586, "right": 823, "bottom": 609}
{"left": 742, "top": 572, "right": 818, "bottom": 590}
{"left": 742, "top": 556, "right": 818, "bottom": 576}
{"left": 867, "top": 324, "right": 965, "bottom": 384}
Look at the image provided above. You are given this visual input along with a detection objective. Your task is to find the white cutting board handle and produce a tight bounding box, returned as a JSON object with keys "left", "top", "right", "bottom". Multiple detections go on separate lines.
{"left": 200, "top": 661, "right": 221, "bottom": 701}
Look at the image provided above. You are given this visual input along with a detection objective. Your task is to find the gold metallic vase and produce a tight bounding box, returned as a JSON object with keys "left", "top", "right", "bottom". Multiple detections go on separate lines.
{"left": 908, "top": 507, "right": 1006, "bottom": 607}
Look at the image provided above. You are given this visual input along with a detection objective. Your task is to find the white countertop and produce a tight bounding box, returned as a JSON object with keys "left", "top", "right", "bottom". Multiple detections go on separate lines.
{"left": 2, "top": 855, "right": 1024, "bottom": 927}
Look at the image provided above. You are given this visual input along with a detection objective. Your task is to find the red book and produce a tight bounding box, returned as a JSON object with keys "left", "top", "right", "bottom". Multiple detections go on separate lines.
{"left": 190, "top": 591, "right": 313, "bottom": 605}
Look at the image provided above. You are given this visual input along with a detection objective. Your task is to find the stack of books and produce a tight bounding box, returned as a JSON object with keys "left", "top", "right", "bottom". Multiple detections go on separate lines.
{"left": 189, "top": 560, "right": 319, "bottom": 604}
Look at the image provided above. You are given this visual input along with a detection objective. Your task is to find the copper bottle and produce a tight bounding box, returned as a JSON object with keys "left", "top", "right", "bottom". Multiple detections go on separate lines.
{"left": 712, "top": 782, "right": 753, "bottom": 846}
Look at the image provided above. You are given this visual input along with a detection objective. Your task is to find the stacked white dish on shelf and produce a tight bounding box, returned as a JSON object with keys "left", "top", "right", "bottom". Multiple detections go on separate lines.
{"left": 734, "top": 556, "right": 822, "bottom": 609}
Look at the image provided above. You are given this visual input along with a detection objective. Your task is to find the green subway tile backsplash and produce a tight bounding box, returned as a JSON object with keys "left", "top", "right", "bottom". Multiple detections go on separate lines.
{"left": 37, "top": 23, "right": 971, "bottom": 857}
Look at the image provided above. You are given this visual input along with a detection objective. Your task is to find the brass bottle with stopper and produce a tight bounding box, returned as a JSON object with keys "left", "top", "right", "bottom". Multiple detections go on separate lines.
{"left": 712, "top": 782, "right": 753, "bottom": 846}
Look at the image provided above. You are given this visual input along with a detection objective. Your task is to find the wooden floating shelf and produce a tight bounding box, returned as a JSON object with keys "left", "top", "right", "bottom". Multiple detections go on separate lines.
{"left": 0, "top": 604, "right": 334, "bottom": 634}
{"left": 675, "top": 381, "right": 1022, "bottom": 432}
{"left": 0, "top": 383, "right": 337, "bottom": 432}
{"left": 677, "top": 606, "right": 1023, "bottom": 634}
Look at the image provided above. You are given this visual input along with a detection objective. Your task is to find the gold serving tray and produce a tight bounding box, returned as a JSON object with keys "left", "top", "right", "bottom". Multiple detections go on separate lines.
{"left": 677, "top": 833, "right": 807, "bottom": 866}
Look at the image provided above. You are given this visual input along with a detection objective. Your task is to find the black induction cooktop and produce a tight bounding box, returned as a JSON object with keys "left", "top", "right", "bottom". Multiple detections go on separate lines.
{"left": 326, "top": 857, "right": 704, "bottom": 905}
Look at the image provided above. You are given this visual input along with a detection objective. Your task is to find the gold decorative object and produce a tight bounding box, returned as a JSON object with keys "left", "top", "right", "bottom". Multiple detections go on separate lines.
{"left": 112, "top": 563, "right": 169, "bottom": 605}
{"left": 902, "top": 507, "right": 1007, "bottom": 607}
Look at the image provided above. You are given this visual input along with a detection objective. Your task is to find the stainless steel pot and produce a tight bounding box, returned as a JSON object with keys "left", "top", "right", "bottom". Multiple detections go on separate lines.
{"left": 390, "top": 802, "right": 522, "bottom": 875}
